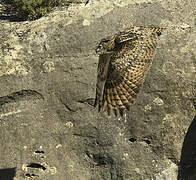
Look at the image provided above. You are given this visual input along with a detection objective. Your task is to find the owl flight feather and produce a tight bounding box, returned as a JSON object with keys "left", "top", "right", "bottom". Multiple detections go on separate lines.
{"left": 94, "top": 26, "right": 164, "bottom": 116}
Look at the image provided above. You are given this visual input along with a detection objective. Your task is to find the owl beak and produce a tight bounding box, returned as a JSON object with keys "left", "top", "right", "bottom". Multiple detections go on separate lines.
{"left": 96, "top": 47, "right": 101, "bottom": 54}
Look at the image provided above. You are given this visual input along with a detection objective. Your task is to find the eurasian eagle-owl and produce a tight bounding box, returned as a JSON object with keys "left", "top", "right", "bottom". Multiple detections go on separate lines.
{"left": 94, "top": 26, "right": 164, "bottom": 116}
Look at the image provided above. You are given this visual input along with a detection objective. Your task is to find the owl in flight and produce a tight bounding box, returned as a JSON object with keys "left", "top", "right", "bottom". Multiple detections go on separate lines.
{"left": 94, "top": 26, "right": 164, "bottom": 116}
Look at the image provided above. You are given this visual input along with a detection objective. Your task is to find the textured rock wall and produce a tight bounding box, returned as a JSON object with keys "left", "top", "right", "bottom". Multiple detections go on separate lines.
{"left": 0, "top": 0, "right": 195, "bottom": 179}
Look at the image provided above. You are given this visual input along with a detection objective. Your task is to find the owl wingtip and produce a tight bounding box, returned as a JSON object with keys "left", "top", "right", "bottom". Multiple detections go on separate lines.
{"left": 113, "top": 108, "right": 119, "bottom": 117}
{"left": 119, "top": 108, "right": 125, "bottom": 117}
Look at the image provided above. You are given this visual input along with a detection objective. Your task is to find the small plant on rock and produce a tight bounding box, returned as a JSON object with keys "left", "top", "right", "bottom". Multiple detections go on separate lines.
{"left": 12, "top": 0, "right": 66, "bottom": 20}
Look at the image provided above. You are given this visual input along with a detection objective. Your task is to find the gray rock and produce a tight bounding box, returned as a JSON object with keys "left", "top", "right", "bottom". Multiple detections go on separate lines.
{"left": 0, "top": 0, "right": 195, "bottom": 179}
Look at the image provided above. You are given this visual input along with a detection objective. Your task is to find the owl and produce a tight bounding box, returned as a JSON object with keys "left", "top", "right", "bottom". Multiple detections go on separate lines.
{"left": 94, "top": 26, "right": 164, "bottom": 116}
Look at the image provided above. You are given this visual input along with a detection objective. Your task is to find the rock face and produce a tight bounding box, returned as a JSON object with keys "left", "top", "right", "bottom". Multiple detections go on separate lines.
{"left": 0, "top": 0, "right": 195, "bottom": 179}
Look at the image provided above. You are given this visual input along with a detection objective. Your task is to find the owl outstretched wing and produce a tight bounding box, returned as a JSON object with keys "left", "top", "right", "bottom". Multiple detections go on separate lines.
{"left": 95, "top": 27, "right": 164, "bottom": 116}
{"left": 94, "top": 54, "right": 111, "bottom": 111}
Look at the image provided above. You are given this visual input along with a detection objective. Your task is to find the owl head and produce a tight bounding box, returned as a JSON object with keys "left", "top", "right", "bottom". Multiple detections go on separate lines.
{"left": 96, "top": 36, "right": 116, "bottom": 54}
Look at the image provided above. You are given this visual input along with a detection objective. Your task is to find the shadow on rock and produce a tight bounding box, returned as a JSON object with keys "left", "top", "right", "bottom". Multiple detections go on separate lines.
{"left": 0, "top": 168, "right": 16, "bottom": 180}
{"left": 178, "top": 116, "right": 196, "bottom": 180}
{"left": 0, "top": 0, "right": 25, "bottom": 22}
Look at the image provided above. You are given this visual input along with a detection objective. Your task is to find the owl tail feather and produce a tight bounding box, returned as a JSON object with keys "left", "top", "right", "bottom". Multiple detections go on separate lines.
{"left": 109, "top": 87, "right": 119, "bottom": 116}
{"left": 106, "top": 80, "right": 132, "bottom": 117}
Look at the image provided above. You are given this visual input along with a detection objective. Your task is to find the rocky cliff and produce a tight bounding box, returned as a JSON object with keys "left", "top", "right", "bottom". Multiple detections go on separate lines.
{"left": 0, "top": 0, "right": 195, "bottom": 179}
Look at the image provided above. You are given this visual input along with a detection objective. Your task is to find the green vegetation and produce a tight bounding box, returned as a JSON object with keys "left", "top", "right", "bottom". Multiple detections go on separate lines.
{"left": 11, "top": 0, "right": 84, "bottom": 21}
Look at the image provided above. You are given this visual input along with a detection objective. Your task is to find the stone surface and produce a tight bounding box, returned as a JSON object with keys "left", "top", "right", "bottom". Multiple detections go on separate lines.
{"left": 0, "top": 0, "right": 195, "bottom": 179}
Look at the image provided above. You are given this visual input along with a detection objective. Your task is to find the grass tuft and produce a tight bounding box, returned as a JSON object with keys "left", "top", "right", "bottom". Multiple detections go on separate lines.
{"left": 11, "top": 0, "right": 85, "bottom": 20}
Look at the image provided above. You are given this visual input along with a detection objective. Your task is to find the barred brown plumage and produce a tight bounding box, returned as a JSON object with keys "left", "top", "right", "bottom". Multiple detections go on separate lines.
{"left": 94, "top": 26, "right": 165, "bottom": 116}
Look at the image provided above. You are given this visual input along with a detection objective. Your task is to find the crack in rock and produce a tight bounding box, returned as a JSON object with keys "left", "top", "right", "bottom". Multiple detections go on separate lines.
{"left": 77, "top": 98, "right": 95, "bottom": 106}
{"left": 26, "top": 163, "right": 46, "bottom": 171}
{"left": 0, "top": 89, "right": 44, "bottom": 117}
{"left": 0, "top": 89, "right": 43, "bottom": 106}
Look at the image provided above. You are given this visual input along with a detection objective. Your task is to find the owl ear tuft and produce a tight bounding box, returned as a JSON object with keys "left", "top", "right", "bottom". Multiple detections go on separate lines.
{"left": 115, "top": 33, "right": 139, "bottom": 44}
